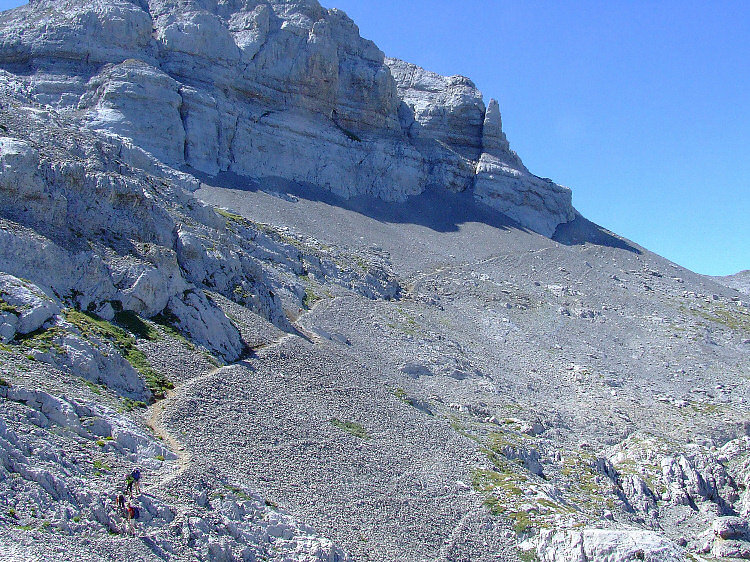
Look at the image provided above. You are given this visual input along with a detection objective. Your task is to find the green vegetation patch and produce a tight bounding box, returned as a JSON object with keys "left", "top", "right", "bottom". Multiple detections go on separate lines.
{"left": 471, "top": 464, "right": 563, "bottom": 534}
{"left": 392, "top": 387, "right": 413, "bottom": 406}
{"left": 517, "top": 549, "right": 541, "bottom": 562}
{"left": 689, "top": 401, "right": 722, "bottom": 415}
{"left": 330, "top": 418, "right": 370, "bottom": 440}
{"left": 15, "top": 325, "right": 66, "bottom": 355}
{"left": 0, "top": 297, "right": 19, "bottom": 315}
{"left": 683, "top": 303, "right": 750, "bottom": 334}
{"left": 82, "top": 379, "right": 102, "bottom": 395}
{"left": 487, "top": 431, "right": 520, "bottom": 455}
{"left": 113, "top": 310, "right": 160, "bottom": 341}
{"left": 224, "top": 484, "right": 253, "bottom": 502}
{"left": 216, "top": 208, "right": 245, "bottom": 222}
{"left": 65, "top": 310, "right": 174, "bottom": 399}
{"left": 302, "top": 288, "right": 321, "bottom": 310}
{"left": 120, "top": 397, "right": 147, "bottom": 412}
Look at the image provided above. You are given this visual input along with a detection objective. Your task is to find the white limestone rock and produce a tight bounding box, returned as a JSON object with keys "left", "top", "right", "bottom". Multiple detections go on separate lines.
{"left": 56, "top": 332, "right": 150, "bottom": 401}
{"left": 0, "top": 273, "right": 60, "bottom": 335}
{"left": 711, "top": 516, "right": 749, "bottom": 540}
{"left": 481, "top": 99, "right": 518, "bottom": 164}
{"left": 0, "top": 312, "right": 17, "bottom": 343}
{"left": 180, "top": 85, "right": 221, "bottom": 175}
{"left": 0, "top": 227, "right": 119, "bottom": 313}
{"left": 155, "top": 8, "right": 240, "bottom": 64}
{"left": 226, "top": 108, "right": 426, "bottom": 201}
{"left": 386, "top": 58, "right": 575, "bottom": 234}
{"left": 1, "top": 0, "right": 576, "bottom": 237}
{"left": 81, "top": 59, "right": 186, "bottom": 166}
{"left": 619, "top": 473, "right": 659, "bottom": 518}
{"left": 527, "top": 528, "right": 685, "bottom": 562}
{"left": 166, "top": 289, "right": 245, "bottom": 362}
{"left": 474, "top": 153, "right": 574, "bottom": 237}
{"left": 661, "top": 452, "right": 738, "bottom": 511}
{"left": 386, "top": 57, "right": 485, "bottom": 159}
{"left": 0, "top": 0, "right": 154, "bottom": 69}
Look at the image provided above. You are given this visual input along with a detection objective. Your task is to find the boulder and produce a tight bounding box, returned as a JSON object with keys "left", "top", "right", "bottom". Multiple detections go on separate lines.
{"left": 166, "top": 289, "right": 244, "bottom": 361}
{"left": 0, "top": 273, "right": 60, "bottom": 335}
{"left": 528, "top": 528, "right": 684, "bottom": 562}
{"left": 711, "top": 516, "right": 749, "bottom": 540}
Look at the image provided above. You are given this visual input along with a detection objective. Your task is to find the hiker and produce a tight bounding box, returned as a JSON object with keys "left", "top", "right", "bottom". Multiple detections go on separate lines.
{"left": 125, "top": 502, "right": 137, "bottom": 535}
{"left": 125, "top": 472, "right": 135, "bottom": 497}
{"left": 131, "top": 468, "right": 141, "bottom": 495}
{"left": 116, "top": 493, "right": 126, "bottom": 516}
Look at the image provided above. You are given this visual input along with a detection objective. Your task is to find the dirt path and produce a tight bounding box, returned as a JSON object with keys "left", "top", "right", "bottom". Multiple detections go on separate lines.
{"left": 143, "top": 299, "right": 330, "bottom": 493}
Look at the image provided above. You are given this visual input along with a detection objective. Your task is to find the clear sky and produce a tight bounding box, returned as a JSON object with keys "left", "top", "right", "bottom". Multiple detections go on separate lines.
{"left": 1, "top": 1, "right": 747, "bottom": 275}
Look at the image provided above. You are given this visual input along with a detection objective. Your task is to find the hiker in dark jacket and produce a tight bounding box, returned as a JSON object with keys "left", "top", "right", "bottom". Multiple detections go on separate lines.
{"left": 131, "top": 468, "right": 141, "bottom": 495}
{"left": 116, "top": 493, "right": 126, "bottom": 515}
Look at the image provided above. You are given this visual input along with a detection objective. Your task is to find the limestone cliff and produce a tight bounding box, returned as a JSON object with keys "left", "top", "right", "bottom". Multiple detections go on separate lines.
{"left": 0, "top": 0, "right": 574, "bottom": 236}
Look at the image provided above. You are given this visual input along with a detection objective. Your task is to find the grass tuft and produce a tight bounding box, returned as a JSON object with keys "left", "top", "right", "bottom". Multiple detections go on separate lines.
{"left": 120, "top": 397, "right": 147, "bottom": 411}
{"left": 0, "top": 297, "right": 19, "bottom": 315}
{"left": 330, "top": 418, "right": 370, "bottom": 439}
{"left": 16, "top": 326, "right": 65, "bottom": 354}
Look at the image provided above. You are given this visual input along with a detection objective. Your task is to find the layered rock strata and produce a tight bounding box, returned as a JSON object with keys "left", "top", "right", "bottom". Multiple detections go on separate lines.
{"left": 0, "top": 0, "right": 574, "bottom": 236}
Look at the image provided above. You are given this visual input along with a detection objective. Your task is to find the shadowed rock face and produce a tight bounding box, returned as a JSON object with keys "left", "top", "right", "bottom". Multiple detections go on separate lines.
{"left": 0, "top": 0, "right": 574, "bottom": 236}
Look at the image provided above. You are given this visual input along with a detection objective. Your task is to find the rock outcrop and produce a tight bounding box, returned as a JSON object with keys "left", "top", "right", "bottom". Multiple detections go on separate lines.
{"left": 526, "top": 528, "right": 684, "bottom": 562}
{"left": 0, "top": 0, "right": 575, "bottom": 236}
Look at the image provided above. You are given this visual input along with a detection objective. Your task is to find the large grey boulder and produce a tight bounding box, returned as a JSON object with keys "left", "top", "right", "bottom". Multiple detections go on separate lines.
{"left": 166, "top": 289, "right": 245, "bottom": 360}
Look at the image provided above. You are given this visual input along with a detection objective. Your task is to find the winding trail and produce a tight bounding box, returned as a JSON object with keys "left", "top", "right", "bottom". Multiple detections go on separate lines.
{"left": 143, "top": 301, "right": 328, "bottom": 493}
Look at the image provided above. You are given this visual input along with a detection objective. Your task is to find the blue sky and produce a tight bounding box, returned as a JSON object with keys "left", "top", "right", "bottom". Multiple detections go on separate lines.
{"left": 1, "top": 1, "right": 747, "bottom": 275}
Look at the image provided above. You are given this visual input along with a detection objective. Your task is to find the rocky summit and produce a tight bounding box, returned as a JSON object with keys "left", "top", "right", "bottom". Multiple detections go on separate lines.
{"left": 0, "top": 2, "right": 747, "bottom": 562}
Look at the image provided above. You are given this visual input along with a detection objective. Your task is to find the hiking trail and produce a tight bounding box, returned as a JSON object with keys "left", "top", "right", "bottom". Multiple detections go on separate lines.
{"left": 144, "top": 299, "right": 329, "bottom": 493}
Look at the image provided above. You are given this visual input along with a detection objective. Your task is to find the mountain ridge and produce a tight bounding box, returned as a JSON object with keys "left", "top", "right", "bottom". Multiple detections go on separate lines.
{"left": 0, "top": 2, "right": 748, "bottom": 562}
{"left": 0, "top": 0, "right": 573, "bottom": 236}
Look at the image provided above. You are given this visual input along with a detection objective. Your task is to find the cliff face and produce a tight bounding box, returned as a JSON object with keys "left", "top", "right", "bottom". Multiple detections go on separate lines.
{"left": 0, "top": 0, "right": 574, "bottom": 235}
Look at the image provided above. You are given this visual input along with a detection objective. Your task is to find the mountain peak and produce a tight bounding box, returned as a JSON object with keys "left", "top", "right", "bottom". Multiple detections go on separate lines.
{"left": 1, "top": 0, "right": 574, "bottom": 235}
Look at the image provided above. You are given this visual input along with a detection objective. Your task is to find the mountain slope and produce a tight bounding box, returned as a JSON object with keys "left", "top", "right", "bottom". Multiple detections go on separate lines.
{"left": 0, "top": 1, "right": 748, "bottom": 562}
{"left": 715, "top": 270, "right": 750, "bottom": 296}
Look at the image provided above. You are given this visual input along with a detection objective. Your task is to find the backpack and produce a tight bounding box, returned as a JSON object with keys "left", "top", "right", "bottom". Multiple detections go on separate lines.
{"left": 132, "top": 506, "right": 140, "bottom": 520}
{"left": 132, "top": 469, "right": 141, "bottom": 481}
